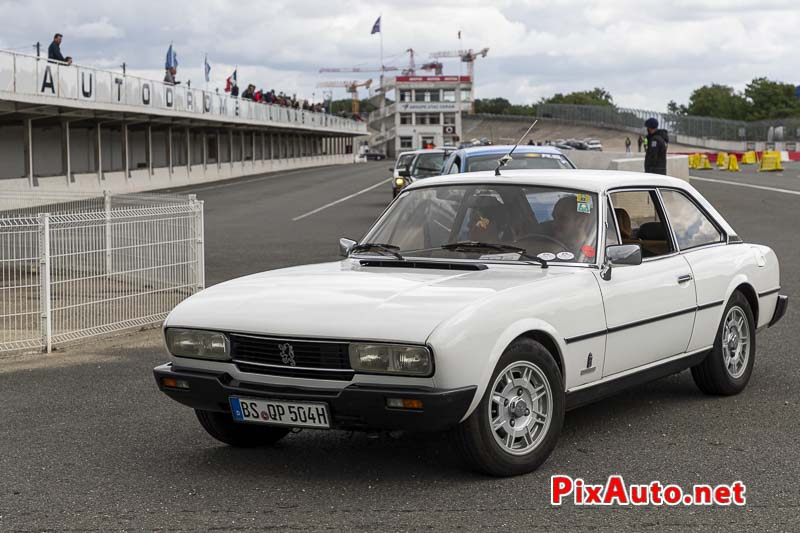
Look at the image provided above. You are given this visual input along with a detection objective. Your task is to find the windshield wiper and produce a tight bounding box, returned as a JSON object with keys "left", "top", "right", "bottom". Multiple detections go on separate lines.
{"left": 350, "top": 242, "right": 405, "bottom": 260}
{"left": 440, "top": 241, "right": 548, "bottom": 268}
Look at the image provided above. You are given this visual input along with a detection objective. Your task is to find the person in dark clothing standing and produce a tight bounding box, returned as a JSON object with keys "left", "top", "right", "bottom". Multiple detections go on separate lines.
{"left": 47, "top": 33, "right": 72, "bottom": 65}
{"left": 637, "top": 135, "right": 643, "bottom": 152}
{"left": 643, "top": 118, "right": 668, "bottom": 175}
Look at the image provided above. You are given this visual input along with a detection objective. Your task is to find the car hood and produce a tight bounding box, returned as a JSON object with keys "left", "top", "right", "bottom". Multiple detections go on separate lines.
{"left": 166, "top": 260, "right": 573, "bottom": 343}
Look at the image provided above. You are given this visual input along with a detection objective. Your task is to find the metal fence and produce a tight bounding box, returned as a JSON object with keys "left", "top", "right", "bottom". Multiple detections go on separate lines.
{"left": 535, "top": 104, "right": 800, "bottom": 143}
{"left": 0, "top": 191, "right": 203, "bottom": 353}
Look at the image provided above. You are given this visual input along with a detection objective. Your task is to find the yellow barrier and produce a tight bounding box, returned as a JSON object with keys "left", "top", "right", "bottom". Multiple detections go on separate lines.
{"left": 716, "top": 152, "right": 728, "bottom": 167}
{"left": 688, "top": 154, "right": 699, "bottom": 169}
{"left": 758, "top": 152, "right": 784, "bottom": 172}
{"left": 741, "top": 151, "right": 757, "bottom": 164}
{"left": 697, "top": 154, "right": 713, "bottom": 170}
{"left": 727, "top": 154, "right": 740, "bottom": 172}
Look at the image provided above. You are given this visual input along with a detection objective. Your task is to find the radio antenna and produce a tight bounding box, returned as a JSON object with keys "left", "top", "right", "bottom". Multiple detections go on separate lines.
{"left": 495, "top": 119, "right": 538, "bottom": 176}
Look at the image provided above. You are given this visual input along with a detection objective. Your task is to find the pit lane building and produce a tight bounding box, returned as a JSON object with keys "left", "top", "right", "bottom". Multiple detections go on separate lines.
{"left": 0, "top": 49, "right": 366, "bottom": 194}
{"left": 368, "top": 75, "right": 472, "bottom": 157}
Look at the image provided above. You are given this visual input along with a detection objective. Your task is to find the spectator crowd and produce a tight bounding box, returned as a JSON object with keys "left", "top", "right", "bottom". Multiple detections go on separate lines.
{"left": 45, "top": 32, "right": 334, "bottom": 115}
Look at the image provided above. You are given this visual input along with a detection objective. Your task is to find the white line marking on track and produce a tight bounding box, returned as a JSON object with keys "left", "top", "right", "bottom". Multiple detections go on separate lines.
{"left": 691, "top": 176, "right": 800, "bottom": 196}
{"left": 184, "top": 167, "right": 324, "bottom": 192}
{"left": 292, "top": 178, "right": 392, "bottom": 221}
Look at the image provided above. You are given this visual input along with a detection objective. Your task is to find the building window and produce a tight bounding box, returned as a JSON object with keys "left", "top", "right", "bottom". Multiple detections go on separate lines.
{"left": 400, "top": 136, "right": 413, "bottom": 149}
{"left": 417, "top": 113, "right": 440, "bottom": 125}
{"left": 400, "top": 90, "right": 412, "bottom": 102}
{"left": 442, "top": 89, "right": 455, "bottom": 102}
{"left": 443, "top": 113, "right": 456, "bottom": 125}
{"left": 400, "top": 113, "right": 413, "bottom": 125}
{"left": 414, "top": 90, "right": 427, "bottom": 102}
{"left": 460, "top": 88, "right": 471, "bottom": 102}
{"left": 429, "top": 90, "right": 440, "bottom": 102}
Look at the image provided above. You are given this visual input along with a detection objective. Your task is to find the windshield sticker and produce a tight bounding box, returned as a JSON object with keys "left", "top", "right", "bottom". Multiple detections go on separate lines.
{"left": 582, "top": 245, "right": 596, "bottom": 258}
{"left": 476, "top": 216, "right": 491, "bottom": 229}
{"left": 537, "top": 252, "right": 556, "bottom": 261}
{"left": 576, "top": 194, "right": 590, "bottom": 203}
{"left": 556, "top": 251, "right": 575, "bottom": 261}
{"left": 577, "top": 202, "right": 591, "bottom": 214}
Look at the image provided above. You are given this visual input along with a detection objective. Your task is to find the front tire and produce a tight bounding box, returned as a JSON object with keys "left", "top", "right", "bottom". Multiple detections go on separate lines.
{"left": 195, "top": 409, "right": 291, "bottom": 447}
{"left": 691, "top": 291, "right": 756, "bottom": 395}
{"left": 452, "top": 338, "right": 564, "bottom": 476}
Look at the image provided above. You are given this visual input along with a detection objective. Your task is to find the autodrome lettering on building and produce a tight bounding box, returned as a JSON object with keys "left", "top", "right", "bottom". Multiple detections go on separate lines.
{"left": 398, "top": 102, "right": 460, "bottom": 112}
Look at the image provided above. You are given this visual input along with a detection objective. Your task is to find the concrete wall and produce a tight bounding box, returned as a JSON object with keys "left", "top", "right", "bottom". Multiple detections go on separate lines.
{"left": 568, "top": 151, "right": 690, "bottom": 182}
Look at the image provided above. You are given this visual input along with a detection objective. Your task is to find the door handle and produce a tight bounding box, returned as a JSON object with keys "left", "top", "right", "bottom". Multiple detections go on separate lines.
{"left": 677, "top": 274, "right": 693, "bottom": 284}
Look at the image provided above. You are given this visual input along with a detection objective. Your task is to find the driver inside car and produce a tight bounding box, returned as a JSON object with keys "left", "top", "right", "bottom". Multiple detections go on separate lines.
{"left": 550, "top": 195, "right": 595, "bottom": 257}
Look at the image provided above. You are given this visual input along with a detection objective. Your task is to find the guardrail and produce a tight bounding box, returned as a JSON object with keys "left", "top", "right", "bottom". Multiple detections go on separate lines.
{"left": 0, "top": 48, "right": 366, "bottom": 134}
{"left": 0, "top": 191, "right": 204, "bottom": 353}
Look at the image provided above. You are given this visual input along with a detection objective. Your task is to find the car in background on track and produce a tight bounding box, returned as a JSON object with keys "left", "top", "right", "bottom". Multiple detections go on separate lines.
{"left": 153, "top": 168, "right": 788, "bottom": 476}
{"left": 391, "top": 148, "right": 453, "bottom": 197}
{"left": 584, "top": 139, "right": 603, "bottom": 151}
{"left": 441, "top": 145, "right": 576, "bottom": 175}
{"left": 365, "top": 150, "right": 387, "bottom": 161}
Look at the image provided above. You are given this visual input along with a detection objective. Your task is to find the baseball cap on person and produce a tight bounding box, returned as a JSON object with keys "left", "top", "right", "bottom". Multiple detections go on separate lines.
{"left": 644, "top": 118, "right": 658, "bottom": 129}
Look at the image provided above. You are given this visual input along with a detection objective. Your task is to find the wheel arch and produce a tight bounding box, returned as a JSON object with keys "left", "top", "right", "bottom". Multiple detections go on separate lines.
{"left": 732, "top": 282, "right": 759, "bottom": 323}
{"left": 460, "top": 319, "right": 567, "bottom": 421}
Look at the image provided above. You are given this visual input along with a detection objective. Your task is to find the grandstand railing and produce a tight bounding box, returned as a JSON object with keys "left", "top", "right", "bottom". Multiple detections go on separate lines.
{"left": 0, "top": 191, "right": 204, "bottom": 354}
{"left": 534, "top": 104, "right": 800, "bottom": 143}
{"left": 0, "top": 49, "right": 365, "bottom": 134}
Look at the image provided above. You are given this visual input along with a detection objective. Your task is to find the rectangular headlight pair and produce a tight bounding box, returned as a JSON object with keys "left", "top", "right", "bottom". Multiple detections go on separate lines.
{"left": 165, "top": 328, "right": 229, "bottom": 360}
{"left": 348, "top": 344, "right": 433, "bottom": 377}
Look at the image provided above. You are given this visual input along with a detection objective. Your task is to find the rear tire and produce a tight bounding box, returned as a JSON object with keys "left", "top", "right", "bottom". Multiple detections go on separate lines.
{"left": 452, "top": 338, "right": 564, "bottom": 476}
{"left": 691, "top": 291, "right": 755, "bottom": 395}
{"left": 195, "top": 409, "right": 291, "bottom": 447}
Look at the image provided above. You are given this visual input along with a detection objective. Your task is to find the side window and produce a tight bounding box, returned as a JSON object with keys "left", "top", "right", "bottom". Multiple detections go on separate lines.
{"left": 610, "top": 190, "right": 674, "bottom": 258}
{"left": 659, "top": 189, "right": 723, "bottom": 249}
{"left": 605, "top": 200, "right": 620, "bottom": 246}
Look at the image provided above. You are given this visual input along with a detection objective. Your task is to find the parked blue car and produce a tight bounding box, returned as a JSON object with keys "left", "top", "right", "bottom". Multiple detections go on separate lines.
{"left": 441, "top": 145, "right": 576, "bottom": 175}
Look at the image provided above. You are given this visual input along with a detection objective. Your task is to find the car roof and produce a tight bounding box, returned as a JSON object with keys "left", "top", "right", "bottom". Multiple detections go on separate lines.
{"left": 459, "top": 145, "right": 566, "bottom": 157}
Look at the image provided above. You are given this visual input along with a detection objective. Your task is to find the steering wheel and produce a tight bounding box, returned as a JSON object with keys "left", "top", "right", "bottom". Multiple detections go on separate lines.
{"left": 514, "top": 232, "right": 571, "bottom": 251}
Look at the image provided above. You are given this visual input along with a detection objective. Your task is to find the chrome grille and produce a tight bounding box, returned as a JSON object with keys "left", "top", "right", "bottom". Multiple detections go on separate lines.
{"left": 229, "top": 334, "right": 353, "bottom": 381}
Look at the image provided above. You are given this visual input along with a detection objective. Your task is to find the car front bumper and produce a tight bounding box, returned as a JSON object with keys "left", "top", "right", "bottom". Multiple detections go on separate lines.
{"left": 154, "top": 363, "right": 476, "bottom": 432}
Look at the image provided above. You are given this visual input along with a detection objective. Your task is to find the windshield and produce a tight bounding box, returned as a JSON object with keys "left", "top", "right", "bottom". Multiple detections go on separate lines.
{"left": 361, "top": 184, "right": 598, "bottom": 263}
{"left": 466, "top": 153, "right": 573, "bottom": 172}
{"left": 411, "top": 153, "right": 446, "bottom": 178}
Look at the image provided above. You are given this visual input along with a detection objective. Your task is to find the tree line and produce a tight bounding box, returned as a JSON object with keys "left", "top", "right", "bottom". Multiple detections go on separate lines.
{"left": 472, "top": 79, "right": 800, "bottom": 122}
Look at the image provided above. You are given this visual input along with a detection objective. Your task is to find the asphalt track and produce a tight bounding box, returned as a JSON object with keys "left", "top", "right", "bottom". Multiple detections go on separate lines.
{"left": 1, "top": 161, "right": 798, "bottom": 531}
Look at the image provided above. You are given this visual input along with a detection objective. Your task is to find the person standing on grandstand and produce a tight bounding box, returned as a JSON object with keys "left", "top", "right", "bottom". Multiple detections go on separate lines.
{"left": 625, "top": 136, "right": 632, "bottom": 153}
{"left": 644, "top": 118, "right": 668, "bottom": 175}
{"left": 48, "top": 33, "right": 72, "bottom": 65}
{"left": 164, "top": 66, "right": 179, "bottom": 85}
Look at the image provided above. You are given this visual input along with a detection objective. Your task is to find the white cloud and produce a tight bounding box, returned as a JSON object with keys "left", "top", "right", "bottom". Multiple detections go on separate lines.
{"left": 1, "top": 0, "right": 798, "bottom": 110}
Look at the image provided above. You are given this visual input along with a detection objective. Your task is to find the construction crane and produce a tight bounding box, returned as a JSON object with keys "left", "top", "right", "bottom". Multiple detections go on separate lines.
{"left": 318, "top": 66, "right": 398, "bottom": 73}
{"left": 429, "top": 48, "right": 489, "bottom": 113}
{"left": 419, "top": 61, "right": 443, "bottom": 75}
{"left": 402, "top": 48, "right": 416, "bottom": 76}
{"left": 315, "top": 79, "right": 372, "bottom": 114}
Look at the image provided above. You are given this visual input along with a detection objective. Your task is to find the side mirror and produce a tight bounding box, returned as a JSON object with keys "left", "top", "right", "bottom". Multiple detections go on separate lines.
{"left": 601, "top": 244, "right": 642, "bottom": 281}
{"left": 398, "top": 166, "right": 411, "bottom": 178}
{"left": 389, "top": 166, "right": 395, "bottom": 172}
{"left": 607, "top": 244, "right": 642, "bottom": 266}
{"left": 339, "top": 238, "right": 357, "bottom": 257}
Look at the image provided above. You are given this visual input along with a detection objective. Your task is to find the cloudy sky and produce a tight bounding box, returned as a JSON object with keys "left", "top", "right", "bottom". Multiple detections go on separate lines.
{"left": 1, "top": 0, "right": 797, "bottom": 110}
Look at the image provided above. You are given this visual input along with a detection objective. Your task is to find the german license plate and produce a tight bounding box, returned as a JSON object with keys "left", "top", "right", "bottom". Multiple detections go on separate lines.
{"left": 229, "top": 397, "right": 330, "bottom": 429}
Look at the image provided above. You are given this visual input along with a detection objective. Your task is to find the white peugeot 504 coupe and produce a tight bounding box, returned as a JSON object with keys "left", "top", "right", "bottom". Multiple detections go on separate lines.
{"left": 155, "top": 170, "right": 787, "bottom": 476}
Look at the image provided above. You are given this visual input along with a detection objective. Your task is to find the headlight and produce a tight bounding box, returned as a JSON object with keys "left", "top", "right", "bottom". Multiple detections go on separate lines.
{"left": 394, "top": 178, "right": 406, "bottom": 186}
{"left": 165, "top": 328, "right": 230, "bottom": 360}
{"left": 349, "top": 344, "right": 433, "bottom": 376}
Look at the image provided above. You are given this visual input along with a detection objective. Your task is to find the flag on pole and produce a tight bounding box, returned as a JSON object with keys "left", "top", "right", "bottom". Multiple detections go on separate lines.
{"left": 225, "top": 69, "right": 237, "bottom": 92}
{"left": 165, "top": 43, "right": 178, "bottom": 70}
{"left": 458, "top": 30, "right": 461, "bottom": 40}
{"left": 371, "top": 16, "right": 381, "bottom": 34}
{"left": 204, "top": 55, "right": 211, "bottom": 82}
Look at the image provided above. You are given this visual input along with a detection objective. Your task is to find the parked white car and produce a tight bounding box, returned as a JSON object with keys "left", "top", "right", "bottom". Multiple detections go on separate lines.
{"left": 155, "top": 170, "right": 787, "bottom": 476}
